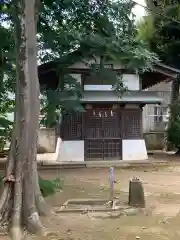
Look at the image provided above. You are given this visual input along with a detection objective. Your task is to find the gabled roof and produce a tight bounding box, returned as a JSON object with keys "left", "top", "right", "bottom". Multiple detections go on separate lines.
{"left": 141, "top": 62, "right": 180, "bottom": 89}
{"left": 38, "top": 48, "right": 95, "bottom": 75}
{"left": 38, "top": 52, "right": 180, "bottom": 90}
{"left": 156, "top": 62, "right": 180, "bottom": 74}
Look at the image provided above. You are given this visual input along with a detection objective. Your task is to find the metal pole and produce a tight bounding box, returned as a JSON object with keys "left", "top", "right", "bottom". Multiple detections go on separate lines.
{"left": 109, "top": 167, "right": 114, "bottom": 201}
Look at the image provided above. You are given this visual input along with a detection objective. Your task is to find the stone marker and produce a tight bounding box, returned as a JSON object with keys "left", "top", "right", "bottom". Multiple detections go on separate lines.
{"left": 128, "top": 177, "right": 145, "bottom": 208}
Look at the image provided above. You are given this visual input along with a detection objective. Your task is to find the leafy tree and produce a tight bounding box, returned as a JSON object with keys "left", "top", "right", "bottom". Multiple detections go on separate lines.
{"left": 166, "top": 97, "right": 180, "bottom": 154}
{"left": 40, "top": 75, "right": 84, "bottom": 127}
{"left": 139, "top": 1, "right": 180, "bottom": 68}
{"left": 1, "top": 0, "right": 158, "bottom": 129}
{"left": 137, "top": 1, "right": 180, "bottom": 101}
{"left": 0, "top": 3, "right": 15, "bottom": 150}
{"left": 39, "top": 0, "right": 158, "bottom": 69}
{"left": 38, "top": 0, "right": 158, "bottom": 127}
{"left": 137, "top": 1, "right": 180, "bottom": 151}
{"left": 0, "top": 111, "right": 13, "bottom": 151}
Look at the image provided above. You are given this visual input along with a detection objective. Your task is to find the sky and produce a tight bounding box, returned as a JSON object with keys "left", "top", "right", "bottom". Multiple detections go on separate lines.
{"left": 133, "top": 0, "right": 146, "bottom": 21}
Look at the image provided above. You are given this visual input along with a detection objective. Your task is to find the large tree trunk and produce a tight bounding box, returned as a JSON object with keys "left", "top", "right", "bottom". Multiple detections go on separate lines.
{"left": 0, "top": 0, "right": 48, "bottom": 239}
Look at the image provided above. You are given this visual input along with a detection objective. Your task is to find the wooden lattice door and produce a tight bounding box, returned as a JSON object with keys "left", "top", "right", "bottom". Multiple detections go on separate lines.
{"left": 102, "top": 109, "right": 121, "bottom": 160}
{"left": 84, "top": 109, "right": 122, "bottom": 160}
{"left": 84, "top": 109, "right": 103, "bottom": 159}
{"left": 121, "top": 109, "right": 142, "bottom": 139}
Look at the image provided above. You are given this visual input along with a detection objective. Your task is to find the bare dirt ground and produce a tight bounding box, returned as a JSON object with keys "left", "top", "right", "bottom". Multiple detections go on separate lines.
{"left": 3, "top": 154, "right": 180, "bottom": 239}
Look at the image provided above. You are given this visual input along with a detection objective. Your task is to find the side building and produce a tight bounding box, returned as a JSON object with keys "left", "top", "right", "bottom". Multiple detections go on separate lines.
{"left": 143, "top": 81, "right": 171, "bottom": 133}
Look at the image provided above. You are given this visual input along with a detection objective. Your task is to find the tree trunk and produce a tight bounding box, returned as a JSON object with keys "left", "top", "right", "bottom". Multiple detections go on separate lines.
{"left": 0, "top": 0, "right": 48, "bottom": 239}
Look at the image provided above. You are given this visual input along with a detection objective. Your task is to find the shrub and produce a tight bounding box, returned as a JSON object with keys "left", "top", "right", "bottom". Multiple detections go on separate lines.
{"left": 0, "top": 176, "right": 62, "bottom": 197}
{"left": 39, "top": 177, "right": 62, "bottom": 197}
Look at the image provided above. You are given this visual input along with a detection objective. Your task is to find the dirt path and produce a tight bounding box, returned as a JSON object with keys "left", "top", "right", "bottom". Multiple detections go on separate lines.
{"left": 42, "top": 166, "right": 180, "bottom": 239}
{"left": 3, "top": 164, "right": 180, "bottom": 239}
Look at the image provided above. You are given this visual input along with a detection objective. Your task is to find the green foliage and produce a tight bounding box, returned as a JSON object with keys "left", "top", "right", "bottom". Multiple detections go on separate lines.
{"left": 38, "top": 0, "right": 158, "bottom": 126}
{"left": 39, "top": 177, "right": 62, "bottom": 197}
{"left": 0, "top": 116, "right": 13, "bottom": 150}
{"left": 38, "top": 0, "right": 158, "bottom": 73}
{"left": 167, "top": 98, "right": 180, "bottom": 149}
{"left": 0, "top": 3, "right": 15, "bottom": 147}
{"left": 0, "top": 175, "right": 62, "bottom": 197}
{"left": 40, "top": 74, "right": 84, "bottom": 127}
{"left": 138, "top": 0, "right": 180, "bottom": 68}
{"left": 1, "top": 0, "right": 158, "bottom": 128}
{"left": 138, "top": 1, "right": 180, "bottom": 126}
{"left": 137, "top": 16, "right": 156, "bottom": 43}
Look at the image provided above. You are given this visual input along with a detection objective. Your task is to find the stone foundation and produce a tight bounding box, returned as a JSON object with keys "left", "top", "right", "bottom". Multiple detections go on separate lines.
{"left": 144, "top": 132, "right": 165, "bottom": 150}
{"left": 56, "top": 138, "right": 148, "bottom": 161}
{"left": 122, "top": 139, "right": 148, "bottom": 160}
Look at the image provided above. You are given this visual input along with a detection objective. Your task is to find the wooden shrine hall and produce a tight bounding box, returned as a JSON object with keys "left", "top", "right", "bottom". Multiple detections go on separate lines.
{"left": 38, "top": 54, "right": 180, "bottom": 162}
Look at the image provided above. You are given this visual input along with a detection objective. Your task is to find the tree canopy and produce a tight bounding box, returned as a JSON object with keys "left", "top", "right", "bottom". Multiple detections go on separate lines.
{"left": 1, "top": 0, "right": 159, "bottom": 127}
{"left": 1, "top": 0, "right": 159, "bottom": 79}
{"left": 137, "top": 0, "right": 180, "bottom": 69}
{"left": 39, "top": 0, "right": 158, "bottom": 70}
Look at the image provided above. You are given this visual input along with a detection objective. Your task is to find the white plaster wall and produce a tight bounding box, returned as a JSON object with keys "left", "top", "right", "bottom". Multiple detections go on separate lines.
{"left": 123, "top": 74, "right": 139, "bottom": 90}
{"left": 122, "top": 139, "right": 148, "bottom": 160}
{"left": 84, "top": 85, "right": 112, "bottom": 91}
{"left": 57, "top": 140, "right": 84, "bottom": 162}
{"left": 68, "top": 58, "right": 139, "bottom": 90}
{"left": 84, "top": 74, "right": 139, "bottom": 91}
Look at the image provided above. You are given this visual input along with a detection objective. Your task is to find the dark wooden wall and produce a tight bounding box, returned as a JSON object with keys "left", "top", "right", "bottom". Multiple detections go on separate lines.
{"left": 60, "top": 106, "right": 142, "bottom": 141}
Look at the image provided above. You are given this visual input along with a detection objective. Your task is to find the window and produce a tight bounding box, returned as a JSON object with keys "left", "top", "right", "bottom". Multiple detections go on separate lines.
{"left": 154, "top": 106, "right": 169, "bottom": 123}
